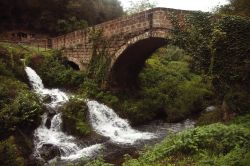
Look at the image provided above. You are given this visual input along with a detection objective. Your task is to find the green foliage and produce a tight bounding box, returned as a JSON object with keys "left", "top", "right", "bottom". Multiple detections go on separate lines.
{"left": 123, "top": 123, "right": 250, "bottom": 166}
{"left": 0, "top": 45, "right": 27, "bottom": 81}
{"left": 61, "top": 98, "right": 91, "bottom": 137}
{"left": 71, "top": 157, "right": 113, "bottom": 166}
{"left": 0, "top": 43, "right": 47, "bottom": 139}
{"left": 137, "top": 46, "right": 212, "bottom": 122}
{"left": 197, "top": 108, "right": 224, "bottom": 126}
{"left": 87, "top": 29, "right": 112, "bottom": 85}
{"left": 0, "top": 137, "right": 25, "bottom": 166}
{"left": 225, "top": 88, "right": 250, "bottom": 115}
{"left": 212, "top": 16, "right": 250, "bottom": 97}
{"left": 170, "top": 12, "right": 250, "bottom": 115}
{"left": 0, "top": 77, "right": 43, "bottom": 138}
{"left": 0, "top": 0, "right": 123, "bottom": 34}
{"left": 228, "top": 113, "right": 250, "bottom": 127}
{"left": 85, "top": 158, "right": 113, "bottom": 166}
{"left": 199, "top": 146, "right": 250, "bottom": 166}
{"left": 56, "top": 16, "right": 88, "bottom": 34}
{"left": 126, "top": 0, "right": 157, "bottom": 15}
{"left": 0, "top": 59, "right": 14, "bottom": 77}
{"left": 170, "top": 11, "right": 214, "bottom": 74}
{"left": 0, "top": 76, "right": 26, "bottom": 108}
{"left": 216, "top": 0, "right": 250, "bottom": 18}
{"left": 81, "top": 46, "right": 212, "bottom": 124}
{"left": 28, "top": 52, "right": 86, "bottom": 89}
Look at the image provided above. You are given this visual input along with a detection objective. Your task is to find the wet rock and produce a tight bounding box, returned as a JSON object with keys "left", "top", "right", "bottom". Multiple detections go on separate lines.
{"left": 45, "top": 118, "right": 51, "bottom": 129}
{"left": 47, "top": 106, "right": 57, "bottom": 116}
{"left": 43, "top": 95, "right": 53, "bottom": 103}
{"left": 40, "top": 144, "right": 61, "bottom": 161}
{"left": 205, "top": 106, "right": 216, "bottom": 112}
{"left": 28, "top": 155, "right": 45, "bottom": 166}
{"left": 45, "top": 111, "right": 56, "bottom": 129}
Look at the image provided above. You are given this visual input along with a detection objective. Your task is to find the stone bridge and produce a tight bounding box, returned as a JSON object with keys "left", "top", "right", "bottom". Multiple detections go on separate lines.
{"left": 51, "top": 8, "right": 190, "bottom": 86}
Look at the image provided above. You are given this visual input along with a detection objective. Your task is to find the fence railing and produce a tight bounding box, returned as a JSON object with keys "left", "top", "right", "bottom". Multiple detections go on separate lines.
{"left": 0, "top": 39, "right": 50, "bottom": 52}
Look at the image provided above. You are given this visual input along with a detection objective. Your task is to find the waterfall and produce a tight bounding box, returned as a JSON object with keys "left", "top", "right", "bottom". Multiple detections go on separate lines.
{"left": 25, "top": 67, "right": 101, "bottom": 161}
{"left": 25, "top": 66, "right": 156, "bottom": 163}
{"left": 86, "top": 100, "right": 155, "bottom": 144}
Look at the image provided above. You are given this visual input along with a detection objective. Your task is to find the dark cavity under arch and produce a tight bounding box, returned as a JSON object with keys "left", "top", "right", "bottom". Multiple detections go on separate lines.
{"left": 65, "top": 60, "right": 80, "bottom": 70}
{"left": 109, "top": 37, "right": 167, "bottom": 88}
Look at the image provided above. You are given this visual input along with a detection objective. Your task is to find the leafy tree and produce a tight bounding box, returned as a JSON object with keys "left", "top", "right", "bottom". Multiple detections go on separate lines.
{"left": 216, "top": 0, "right": 250, "bottom": 17}
{"left": 0, "top": 0, "right": 124, "bottom": 34}
{"left": 170, "top": 11, "right": 250, "bottom": 114}
{"left": 126, "top": 0, "right": 157, "bottom": 15}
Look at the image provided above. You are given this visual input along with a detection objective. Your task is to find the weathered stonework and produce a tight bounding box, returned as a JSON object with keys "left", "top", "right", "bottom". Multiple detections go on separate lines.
{"left": 51, "top": 8, "right": 190, "bottom": 71}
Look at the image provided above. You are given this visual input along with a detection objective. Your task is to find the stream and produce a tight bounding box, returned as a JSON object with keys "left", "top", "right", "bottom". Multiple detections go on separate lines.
{"left": 25, "top": 67, "right": 195, "bottom": 165}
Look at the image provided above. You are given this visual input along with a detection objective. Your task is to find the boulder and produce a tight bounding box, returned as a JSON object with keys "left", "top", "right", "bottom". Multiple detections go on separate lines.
{"left": 40, "top": 144, "right": 61, "bottom": 161}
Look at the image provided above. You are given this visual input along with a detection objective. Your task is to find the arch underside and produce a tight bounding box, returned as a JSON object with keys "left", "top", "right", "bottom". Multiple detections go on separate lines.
{"left": 66, "top": 60, "right": 80, "bottom": 70}
{"left": 64, "top": 57, "right": 82, "bottom": 70}
{"left": 110, "top": 37, "right": 167, "bottom": 88}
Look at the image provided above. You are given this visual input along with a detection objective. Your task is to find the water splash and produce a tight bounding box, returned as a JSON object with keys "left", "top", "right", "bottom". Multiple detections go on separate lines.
{"left": 86, "top": 100, "right": 155, "bottom": 144}
{"left": 26, "top": 66, "right": 192, "bottom": 164}
{"left": 25, "top": 67, "right": 102, "bottom": 161}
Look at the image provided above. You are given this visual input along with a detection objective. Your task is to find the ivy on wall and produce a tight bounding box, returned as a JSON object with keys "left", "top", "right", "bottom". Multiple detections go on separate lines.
{"left": 87, "top": 28, "right": 112, "bottom": 86}
{"left": 169, "top": 11, "right": 214, "bottom": 75}
{"left": 169, "top": 11, "right": 250, "bottom": 114}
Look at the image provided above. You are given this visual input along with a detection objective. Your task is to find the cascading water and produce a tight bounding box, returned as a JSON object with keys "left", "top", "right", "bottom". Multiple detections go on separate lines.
{"left": 25, "top": 67, "right": 101, "bottom": 161}
{"left": 86, "top": 100, "right": 155, "bottom": 144}
{"left": 25, "top": 66, "right": 195, "bottom": 164}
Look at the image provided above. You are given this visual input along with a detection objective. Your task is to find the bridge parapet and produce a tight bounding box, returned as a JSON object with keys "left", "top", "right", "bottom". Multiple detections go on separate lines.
{"left": 51, "top": 8, "right": 189, "bottom": 50}
{"left": 51, "top": 8, "right": 191, "bottom": 71}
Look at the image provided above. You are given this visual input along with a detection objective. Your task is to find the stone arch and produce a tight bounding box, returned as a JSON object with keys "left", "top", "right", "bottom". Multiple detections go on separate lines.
{"left": 66, "top": 60, "right": 80, "bottom": 70}
{"left": 111, "top": 30, "right": 169, "bottom": 67}
{"left": 109, "top": 31, "right": 168, "bottom": 88}
{"left": 65, "top": 57, "right": 83, "bottom": 70}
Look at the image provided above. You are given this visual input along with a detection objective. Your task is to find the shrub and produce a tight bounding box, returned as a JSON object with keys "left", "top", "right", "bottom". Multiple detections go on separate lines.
{"left": 225, "top": 87, "right": 250, "bottom": 115}
{"left": 85, "top": 158, "right": 113, "bottom": 166}
{"left": 197, "top": 108, "right": 224, "bottom": 126}
{"left": 0, "top": 59, "right": 13, "bottom": 77}
{"left": 0, "top": 76, "right": 27, "bottom": 108}
{"left": 170, "top": 12, "right": 250, "bottom": 110}
{"left": 138, "top": 47, "right": 212, "bottom": 122}
{"left": 123, "top": 123, "right": 250, "bottom": 166}
{"left": 0, "top": 136, "right": 25, "bottom": 166}
{"left": 61, "top": 98, "right": 91, "bottom": 137}
{"left": 28, "top": 52, "right": 86, "bottom": 89}
{"left": 78, "top": 46, "right": 212, "bottom": 124}
{"left": 0, "top": 76, "right": 43, "bottom": 139}
{"left": 0, "top": 46, "right": 27, "bottom": 82}
{"left": 0, "top": 91, "right": 43, "bottom": 138}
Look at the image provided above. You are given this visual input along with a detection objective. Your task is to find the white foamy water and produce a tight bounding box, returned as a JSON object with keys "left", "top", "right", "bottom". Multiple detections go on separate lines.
{"left": 25, "top": 67, "right": 69, "bottom": 109}
{"left": 61, "top": 144, "right": 101, "bottom": 161}
{"left": 86, "top": 100, "right": 156, "bottom": 144}
{"left": 25, "top": 67, "right": 102, "bottom": 161}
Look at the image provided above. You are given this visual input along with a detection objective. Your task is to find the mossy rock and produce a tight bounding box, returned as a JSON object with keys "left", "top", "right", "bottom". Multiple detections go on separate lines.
{"left": 61, "top": 98, "right": 91, "bottom": 138}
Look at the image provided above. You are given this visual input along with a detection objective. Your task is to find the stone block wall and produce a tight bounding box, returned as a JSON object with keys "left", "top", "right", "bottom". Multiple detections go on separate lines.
{"left": 51, "top": 8, "right": 189, "bottom": 50}
{"left": 51, "top": 8, "right": 191, "bottom": 71}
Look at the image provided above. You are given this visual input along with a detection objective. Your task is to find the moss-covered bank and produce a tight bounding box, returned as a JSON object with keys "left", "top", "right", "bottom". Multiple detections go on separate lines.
{"left": 0, "top": 43, "right": 45, "bottom": 165}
